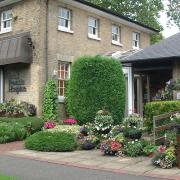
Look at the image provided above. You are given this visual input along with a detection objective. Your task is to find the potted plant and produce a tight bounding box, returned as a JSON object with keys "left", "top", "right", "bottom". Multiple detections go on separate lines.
{"left": 100, "top": 139, "right": 123, "bottom": 156}
{"left": 79, "top": 135, "right": 99, "bottom": 150}
{"left": 143, "top": 144, "right": 157, "bottom": 157}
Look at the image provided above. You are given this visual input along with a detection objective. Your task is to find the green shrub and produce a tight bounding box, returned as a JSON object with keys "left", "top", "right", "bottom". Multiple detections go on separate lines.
{"left": 124, "top": 140, "right": 143, "bottom": 157}
{"left": 43, "top": 80, "right": 58, "bottom": 120}
{"left": 67, "top": 56, "right": 125, "bottom": 124}
{"left": 0, "top": 117, "right": 44, "bottom": 143}
{"left": 0, "top": 122, "right": 27, "bottom": 143}
{"left": 25, "top": 131, "right": 77, "bottom": 152}
{"left": 0, "top": 117, "right": 44, "bottom": 134}
{"left": 0, "top": 123, "right": 16, "bottom": 143}
{"left": 144, "top": 101, "right": 180, "bottom": 132}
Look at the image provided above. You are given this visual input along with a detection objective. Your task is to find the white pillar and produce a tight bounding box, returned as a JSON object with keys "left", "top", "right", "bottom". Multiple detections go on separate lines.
{"left": 127, "top": 66, "right": 134, "bottom": 115}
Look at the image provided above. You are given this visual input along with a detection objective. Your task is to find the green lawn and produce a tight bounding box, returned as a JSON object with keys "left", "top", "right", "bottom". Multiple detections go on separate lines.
{"left": 0, "top": 174, "right": 19, "bottom": 180}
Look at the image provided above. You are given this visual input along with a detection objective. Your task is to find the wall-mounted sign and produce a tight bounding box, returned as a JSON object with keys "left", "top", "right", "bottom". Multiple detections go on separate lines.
{"left": 9, "top": 79, "right": 26, "bottom": 93}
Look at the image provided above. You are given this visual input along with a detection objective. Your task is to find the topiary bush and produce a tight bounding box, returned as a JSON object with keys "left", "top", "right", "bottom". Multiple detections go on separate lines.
{"left": 25, "top": 131, "right": 77, "bottom": 152}
{"left": 43, "top": 80, "right": 58, "bottom": 120}
{"left": 144, "top": 101, "right": 180, "bottom": 132}
{"left": 67, "top": 56, "right": 125, "bottom": 124}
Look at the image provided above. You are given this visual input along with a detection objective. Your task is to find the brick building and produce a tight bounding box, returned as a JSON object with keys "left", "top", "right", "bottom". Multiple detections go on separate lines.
{"left": 0, "top": 0, "right": 158, "bottom": 118}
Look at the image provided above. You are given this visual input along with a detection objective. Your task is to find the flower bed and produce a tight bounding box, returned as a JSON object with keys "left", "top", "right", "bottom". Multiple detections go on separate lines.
{"left": 47, "top": 125, "right": 80, "bottom": 135}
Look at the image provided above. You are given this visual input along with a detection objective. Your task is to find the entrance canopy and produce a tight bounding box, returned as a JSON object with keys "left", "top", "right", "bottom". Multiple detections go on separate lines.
{"left": 0, "top": 32, "right": 32, "bottom": 65}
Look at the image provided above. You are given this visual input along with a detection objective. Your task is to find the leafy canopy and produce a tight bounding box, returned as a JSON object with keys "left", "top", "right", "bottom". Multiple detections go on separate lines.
{"left": 88, "top": 0, "right": 164, "bottom": 44}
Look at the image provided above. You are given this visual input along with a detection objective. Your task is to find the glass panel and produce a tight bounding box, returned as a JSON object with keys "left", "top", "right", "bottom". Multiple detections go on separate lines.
{"left": 60, "top": 88, "right": 64, "bottom": 96}
{"left": 61, "top": 71, "right": 65, "bottom": 79}
{"left": 88, "top": 27, "right": 93, "bottom": 34}
{"left": 60, "top": 8, "right": 68, "bottom": 19}
{"left": 112, "top": 26, "right": 118, "bottom": 34}
{"left": 60, "top": 80, "right": 64, "bottom": 88}
{"left": 88, "top": 18, "right": 96, "bottom": 27}
{"left": 61, "top": 64, "right": 65, "bottom": 71}
{"left": 59, "top": 19, "right": 66, "bottom": 27}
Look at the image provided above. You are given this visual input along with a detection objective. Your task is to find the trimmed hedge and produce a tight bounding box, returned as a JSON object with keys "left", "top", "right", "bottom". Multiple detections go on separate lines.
{"left": 67, "top": 56, "right": 125, "bottom": 124}
{"left": 144, "top": 101, "right": 180, "bottom": 132}
{"left": 25, "top": 131, "right": 77, "bottom": 152}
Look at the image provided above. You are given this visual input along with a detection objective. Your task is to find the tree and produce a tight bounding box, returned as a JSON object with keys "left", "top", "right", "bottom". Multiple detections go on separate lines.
{"left": 67, "top": 56, "right": 125, "bottom": 124}
{"left": 88, "top": 0, "right": 164, "bottom": 44}
{"left": 43, "top": 80, "right": 58, "bottom": 120}
{"left": 167, "top": 0, "right": 180, "bottom": 28}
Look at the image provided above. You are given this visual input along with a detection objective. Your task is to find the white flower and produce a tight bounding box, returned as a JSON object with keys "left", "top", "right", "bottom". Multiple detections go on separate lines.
{"left": 132, "top": 141, "right": 134, "bottom": 144}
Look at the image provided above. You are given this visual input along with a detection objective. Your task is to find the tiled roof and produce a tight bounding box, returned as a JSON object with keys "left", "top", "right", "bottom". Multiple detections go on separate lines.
{"left": 121, "top": 32, "right": 180, "bottom": 63}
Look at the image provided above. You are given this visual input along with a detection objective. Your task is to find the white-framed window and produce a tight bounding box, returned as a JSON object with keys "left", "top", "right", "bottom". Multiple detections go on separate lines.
{"left": 132, "top": 32, "right": 140, "bottom": 49}
{"left": 88, "top": 17, "right": 99, "bottom": 39}
{"left": 57, "top": 62, "right": 70, "bottom": 100}
{"left": 1, "top": 10, "right": 12, "bottom": 33}
{"left": 112, "top": 25, "right": 120, "bottom": 43}
{"left": 58, "top": 7, "right": 71, "bottom": 32}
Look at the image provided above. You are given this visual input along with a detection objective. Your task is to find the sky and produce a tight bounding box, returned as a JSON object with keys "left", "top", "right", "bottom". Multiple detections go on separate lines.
{"left": 159, "top": 11, "right": 179, "bottom": 38}
{"left": 159, "top": 0, "right": 179, "bottom": 38}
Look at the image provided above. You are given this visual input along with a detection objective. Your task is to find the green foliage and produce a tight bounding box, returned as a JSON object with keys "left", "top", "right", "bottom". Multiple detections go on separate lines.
{"left": 123, "top": 128, "right": 142, "bottom": 140}
{"left": 150, "top": 33, "right": 163, "bottom": 45}
{"left": 88, "top": 0, "right": 163, "bottom": 31}
{"left": 0, "top": 117, "right": 44, "bottom": 143}
{"left": 43, "top": 80, "right": 58, "bottom": 120}
{"left": 25, "top": 131, "right": 77, "bottom": 152}
{"left": 67, "top": 56, "right": 125, "bottom": 124}
{"left": 143, "top": 144, "right": 157, "bottom": 156}
{"left": 167, "top": 0, "right": 180, "bottom": 28}
{"left": 144, "top": 101, "right": 180, "bottom": 132}
{"left": 124, "top": 140, "right": 143, "bottom": 157}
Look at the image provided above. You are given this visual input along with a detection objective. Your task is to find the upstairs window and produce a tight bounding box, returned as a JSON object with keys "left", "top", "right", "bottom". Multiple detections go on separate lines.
{"left": 1, "top": 10, "right": 12, "bottom": 33}
{"left": 57, "top": 62, "right": 70, "bottom": 99}
{"left": 132, "top": 32, "right": 140, "bottom": 49}
{"left": 88, "top": 17, "right": 99, "bottom": 38}
{"left": 112, "top": 25, "right": 120, "bottom": 43}
{"left": 58, "top": 7, "right": 71, "bottom": 32}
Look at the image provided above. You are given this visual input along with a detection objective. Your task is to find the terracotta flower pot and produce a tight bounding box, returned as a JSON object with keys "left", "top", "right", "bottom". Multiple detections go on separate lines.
{"left": 148, "top": 152, "right": 154, "bottom": 158}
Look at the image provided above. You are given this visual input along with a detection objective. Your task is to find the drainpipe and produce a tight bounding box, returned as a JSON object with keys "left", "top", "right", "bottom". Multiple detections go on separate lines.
{"left": 45, "top": 0, "right": 49, "bottom": 82}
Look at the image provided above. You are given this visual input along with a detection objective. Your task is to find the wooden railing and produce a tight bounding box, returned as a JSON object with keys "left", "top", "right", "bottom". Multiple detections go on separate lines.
{"left": 153, "top": 111, "right": 179, "bottom": 145}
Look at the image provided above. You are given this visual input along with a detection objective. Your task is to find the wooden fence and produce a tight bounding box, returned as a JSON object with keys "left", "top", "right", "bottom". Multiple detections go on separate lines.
{"left": 153, "top": 111, "right": 179, "bottom": 145}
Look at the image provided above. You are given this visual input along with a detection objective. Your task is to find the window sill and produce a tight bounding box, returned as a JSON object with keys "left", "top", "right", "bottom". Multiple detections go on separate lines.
{"left": 112, "top": 41, "right": 123, "bottom": 47}
{"left": 88, "top": 34, "right": 101, "bottom": 41}
{"left": 58, "top": 27, "right": 74, "bottom": 34}
{"left": 0, "top": 29, "right": 12, "bottom": 34}
{"left": 58, "top": 96, "right": 65, "bottom": 103}
{"left": 133, "top": 46, "right": 140, "bottom": 50}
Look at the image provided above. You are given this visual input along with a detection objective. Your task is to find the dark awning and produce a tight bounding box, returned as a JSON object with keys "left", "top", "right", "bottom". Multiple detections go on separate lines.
{"left": 0, "top": 32, "right": 32, "bottom": 65}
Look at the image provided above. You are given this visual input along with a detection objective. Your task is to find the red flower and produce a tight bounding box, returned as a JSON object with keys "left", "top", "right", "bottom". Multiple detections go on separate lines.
{"left": 111, "top": 141, "right": 122, "bottom": 151}
{"left": 63, "top": 118, "right": 77, "bottom": 125}
{"left": 157, "top": 145, "right": 166, "bottom": 153}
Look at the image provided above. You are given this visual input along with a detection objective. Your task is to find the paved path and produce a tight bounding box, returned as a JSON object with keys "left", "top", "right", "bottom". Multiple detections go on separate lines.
{"left": 0, "top": 155, "right": 166, "bottom": 180}
{"left": 8, "top": 149, "right": 180, "bottom": 180}
{"left": 0, "top": 141, "right": 24, "bottom": 154}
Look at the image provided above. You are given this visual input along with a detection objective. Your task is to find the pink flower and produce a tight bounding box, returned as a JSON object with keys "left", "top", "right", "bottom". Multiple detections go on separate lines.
{"left": 44, "top": 121, "right": 56, "bottom": 129}
{"left": 63, "top": 118, "right": 77, "bottom": 125}
{"left": 157, "top": 145, "right": 166, "bottom": 153}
